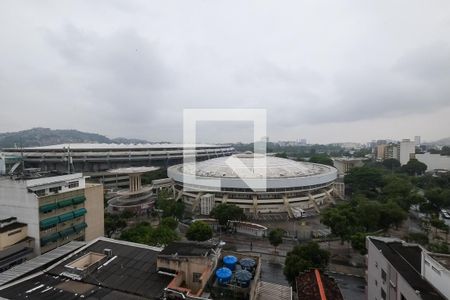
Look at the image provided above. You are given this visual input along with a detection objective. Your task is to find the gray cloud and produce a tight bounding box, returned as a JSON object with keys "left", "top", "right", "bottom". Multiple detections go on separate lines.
{"left": 0, "top": 1, "right": 450, "bottom": 143}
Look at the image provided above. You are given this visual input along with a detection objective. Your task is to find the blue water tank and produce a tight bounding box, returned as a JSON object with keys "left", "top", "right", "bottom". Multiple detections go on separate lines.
{"left": 235, "top": 269, "right": 252, "bottom": 288}
{"left": 239, "top": 258, "right": 256, "bottom": 271}
{"left": 223, "top": 255, "right": 238, "bottom": 271}
{"left": 216, "top": 267, "right": 232, "bottom": 286}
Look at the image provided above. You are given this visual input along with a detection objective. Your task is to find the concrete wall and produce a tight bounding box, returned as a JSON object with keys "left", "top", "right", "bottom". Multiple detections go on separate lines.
{"left": 422, "top": 252, "right": 450, "bottom": 298}
{"left": 84, "top": 183, "right": 105, "bottom": 241}
{"left": 367, "top": 238, "right": 390, "bottom": 300}
{"left": 158, "top": 256, "right": 213, "bottom": 294}
{"left": 0, "top": 224, "right": 28, "bottom": 251}
{"left": 0, "top": 179, "right": 40, "bottom": 254}
{"left": 366, "top": 238, "right": 421, "bottom": 300}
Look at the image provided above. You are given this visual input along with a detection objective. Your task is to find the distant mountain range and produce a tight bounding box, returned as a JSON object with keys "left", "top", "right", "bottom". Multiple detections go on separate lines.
{"left": 0, "top": 128, "right": 150, "bottom": 149}
{"left": 433, "top": 137, "right": 450, "bottom": 146}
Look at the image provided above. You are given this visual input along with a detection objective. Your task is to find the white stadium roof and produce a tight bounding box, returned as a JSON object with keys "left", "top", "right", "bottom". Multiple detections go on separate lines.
{"left": 180, "top": 153, "right": 335, "bottom": 179}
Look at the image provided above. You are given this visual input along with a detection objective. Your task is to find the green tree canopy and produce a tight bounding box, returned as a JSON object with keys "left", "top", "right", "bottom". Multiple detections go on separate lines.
{"left": 120, "top": 222, "right": 179, "bottom": 246}
{"left": 275, "top": 152, "right": 288, "bottom": 158}
{"left": 157, "top": 192, "right": 185, "bottom": 219}
{"left": 283, "top": 242, "right": 330, "bottom": 284}
{"left": 350, "top": 232, "right": 368, "bottom": 255}
{"left": 268, "top": 228, "right": 284, "bottom": 252}
{"left": 344, "top": 166, "right": 384, "bottom": 196}
{"left": 382, "top": 158, "right": 401, "bottom": 170}
{"left": 401, "top": 159, "right": 427, "bottom": 176}
{"left": 186, "top": 221, "right": 213, "bottom": 241}
{"left": 161, "top": 217, "right": 179, "bottom": 230}
{"left": 104, "top": 213, "right": 127, "bottom": 238}
{"left": 309, "top": 155, "right": 334, "bottom": 166}
{"left": 210, "top": 203, "right": 245, "bottom": 227}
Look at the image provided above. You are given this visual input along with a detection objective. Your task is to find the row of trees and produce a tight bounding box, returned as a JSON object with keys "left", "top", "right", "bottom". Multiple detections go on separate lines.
{"left": 120, "top": 217, "right": 180, "bottom": 246}
{"left": 321, "top": 196, "right": 407, "bottom": 254}
{"left": 322, "top": 164, "right": 421, "bottom": 254}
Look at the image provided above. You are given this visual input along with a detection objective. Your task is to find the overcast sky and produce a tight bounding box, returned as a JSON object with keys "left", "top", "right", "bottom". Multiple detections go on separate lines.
{"left": 1, "top": 1, "right": 450, "bottom": 144}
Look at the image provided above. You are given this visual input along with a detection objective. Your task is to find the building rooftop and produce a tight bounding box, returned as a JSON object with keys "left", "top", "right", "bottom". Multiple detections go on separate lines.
{"left": 370, "top": 237, "right": 445, "bottom": 300}
{"left": 0, "top": 221, "right": 27, "bottom": 234}
{"left": 429, "top": 253, "right": 450, "bottom": 270}
{"left": 256, "top": 281, "right": 292, "bottom": 300}
{"left": 108, "top": 166, "right": 160, "bottom": 174}
{"left": 26, "top": 173, "right": 83, "bottom": 189}
{"left": 176, "top": 154, "right": 336, "bottom": 179}
{"left": 295, "top": 269, "right": 343, "bottom": 300}
{"left": 0, "top": 241, "right": 85, "bottom": 286}
{"left": 159, "top": 241, "right": 217, "bottom": 257}
{"left": 0, "top": 238, "right": 172, "bottom": 299}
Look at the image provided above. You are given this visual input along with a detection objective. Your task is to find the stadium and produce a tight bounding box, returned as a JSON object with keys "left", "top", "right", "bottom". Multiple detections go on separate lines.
{"left": 167, "top": 152, "right": 339, "bottom": 218}
{"left": 1, "top": 143, "right": 235, "bottom": 174}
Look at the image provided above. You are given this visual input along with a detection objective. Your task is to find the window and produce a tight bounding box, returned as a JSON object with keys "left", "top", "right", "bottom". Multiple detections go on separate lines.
{"left": 375, "top": 279, "right": 378, "bottom": 286}
{"left": 193, "top": 272, "right": 202, "bottom": 283}
{"left": 8, "top": 229, "right": 22, "bottom": 236}
{"left": 68, "top": 181, "right": 79, "bottom": 188}
{"left": 381, "top": 269, "right": 387, "bottom": 283}
{"left": 381, "top": 288, "right": 386, "bottom": 300}
{"left": 49, "top": 186, "right": 61, "bottom": 194}
{"left": 431, "top": 265, "right": 441, "bottom": 275}
{"left": 35, "top": 189, "right": 45, "bottom": 196}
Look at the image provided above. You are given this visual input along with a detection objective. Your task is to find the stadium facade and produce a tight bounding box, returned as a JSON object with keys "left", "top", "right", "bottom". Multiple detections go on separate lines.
{"left": 167, "top": 153, "right": 339, "bottom": 218}
{"left": 1, "top": 143, "right": 235, "bottom": 174}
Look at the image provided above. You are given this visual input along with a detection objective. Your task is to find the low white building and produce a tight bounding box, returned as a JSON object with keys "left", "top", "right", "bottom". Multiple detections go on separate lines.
{"left": 415, "top": 153, "right": 450, "bottom": 171}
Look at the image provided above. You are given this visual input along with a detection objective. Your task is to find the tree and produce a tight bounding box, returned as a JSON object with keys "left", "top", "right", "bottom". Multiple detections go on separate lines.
{"left": 150, "top": 225, "right": 179, "bottom": 245}
{"left": 275, "top": 152, "right": 288, "bottom": 158}
{"left": 350, "top": 232, "right": 368, "bottom": 255}
{"left": 344, "top": 167, "right": 384, "bottom": 196}
{"left": 284, "top": 242, "right": 330, "bottom": 284}
{"left": 382, "top": 175, "right": 412, "bottom": 198}
{"left": 186, "top": 221, "right": 213, "bottom": 241}
{"left": 378, "top": 201, "right": 407, "bottom": 230}
{"left": 104, "top": 213, "right": 127, "bottom": 237}
{"left": 309, "top": 155, "right": 334, "bottom": 167}
{"left": 405, "top": 232, "right": 429, "bottom": 245}
{"left": 120, "top": 221, "right": 179, "bottom": 246}
{"left": 161, "top": 217, "right": 178, "bottom": 230}
{"left": 382, "top": 158, "right": 401, "bottom": 171}
{"left": 156, "top": 194, "right": 185, "bottom": 219}
{"left": 268, "top": 228, "right": 284, "bottom": 253}
{"left": 210, "top": 203, "right": 245, "bottom": 228}
{"left": 441, "top": 146, "right": 450, "bottom": 156}
{"left": 430, "top": 217, "right": 449, "bottom": 236}
{"left": 401, "top": 159, "right": 427, "bottom": 176}
{"left": 321, "top": 203, "right": 358, "bottom": 243}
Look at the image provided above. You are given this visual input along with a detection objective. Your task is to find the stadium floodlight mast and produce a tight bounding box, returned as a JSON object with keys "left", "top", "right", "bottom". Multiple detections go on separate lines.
{"left": 183, "top": 108, "right": 267, "bottom": 192}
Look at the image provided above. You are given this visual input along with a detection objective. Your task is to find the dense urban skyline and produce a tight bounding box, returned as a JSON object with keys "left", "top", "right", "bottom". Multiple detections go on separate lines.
{"left": 1, "top": 1, "right": 450, "bottom": 144}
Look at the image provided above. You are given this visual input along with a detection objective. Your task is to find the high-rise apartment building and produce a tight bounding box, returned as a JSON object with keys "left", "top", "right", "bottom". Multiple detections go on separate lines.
{"left": 414, "top": 136, "right": 421, "bottom": 146}
{"left": 0, "top": 173, "right": 104, "bottom": 254}
{"left": 399, "top": 139, "right": 416, "bottom": 165}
